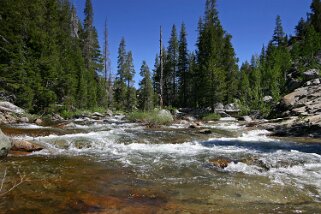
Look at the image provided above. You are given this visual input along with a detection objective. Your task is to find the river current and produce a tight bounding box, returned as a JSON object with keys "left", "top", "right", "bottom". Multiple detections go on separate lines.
{"left": 1, "top": 116, "right": 321, "bottom": 213}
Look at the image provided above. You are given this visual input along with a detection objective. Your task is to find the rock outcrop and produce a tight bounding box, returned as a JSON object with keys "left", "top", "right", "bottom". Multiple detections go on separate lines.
{"left": 264, "top": 68, "right": 321, "bottom": 137}
{"left": 0, "top": 128, "right": 12, "bottom": 158}
{"left": 0, "top": 101, "right": 24, "bottom": 114}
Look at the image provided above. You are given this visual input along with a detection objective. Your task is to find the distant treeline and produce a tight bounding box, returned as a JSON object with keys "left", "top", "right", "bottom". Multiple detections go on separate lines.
{"left": 0, "top": 0, "right": 320, "bottom": 115}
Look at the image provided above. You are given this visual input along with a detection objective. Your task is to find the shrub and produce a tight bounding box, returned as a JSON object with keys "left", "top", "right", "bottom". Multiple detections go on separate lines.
{"left": 127, "top": 110, "right": 173, "bottom": 126}
{"left": 202, "top": 113, "right": 221, "bottom": 121}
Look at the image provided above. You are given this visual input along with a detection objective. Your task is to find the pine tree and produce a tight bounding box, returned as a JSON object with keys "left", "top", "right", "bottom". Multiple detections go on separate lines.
{"left": 178, "top": 23, "right": 188, "bottom": 107}
{"left": 197, "top": 0, "right": 227, "bottom": 109}
{"left": 83, "top": 0, "right": 94, "bottom": 69}
{"left": 124, "top": 51, "right": 136, "bottom": 111}
{"left": 310, "top": 0, "right": 321, "bottom": 34}
{"left": 114, "top": 38, "right": 127, "bottom": 110}
{"left": 239, "top": 62, "right": 251, "bottom": 104}
{"left": 166, "top": 25, "right": 179, "bottom": 106}
{"left": 222, "top": 34, "right": 239, "bottom": 103}
{"left": 187, "top": 52, "right": 198, "bottom": 108}
{"left": 138, "top": 61, "right": 154, "bottom": 111}
{"left": 295, "top": 18, "right": 308, "bottom": 39}
{"left": 272, "top": 15, "right": 285, "bottom": 46}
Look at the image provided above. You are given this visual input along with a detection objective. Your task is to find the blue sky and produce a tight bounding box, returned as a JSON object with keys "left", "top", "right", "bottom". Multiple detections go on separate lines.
{"left": 73, "top": 0, "right": 311, "bottom": 86}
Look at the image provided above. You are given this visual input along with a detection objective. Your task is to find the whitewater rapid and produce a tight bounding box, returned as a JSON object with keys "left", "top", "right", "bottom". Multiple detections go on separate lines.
{"left": 14, "top": 119, "right": 321, "bottom": 200}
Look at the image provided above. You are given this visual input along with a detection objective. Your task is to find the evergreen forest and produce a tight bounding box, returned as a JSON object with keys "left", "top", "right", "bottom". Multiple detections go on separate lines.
{"left": 0, "top": 0, "right": 320, "bottom": 116}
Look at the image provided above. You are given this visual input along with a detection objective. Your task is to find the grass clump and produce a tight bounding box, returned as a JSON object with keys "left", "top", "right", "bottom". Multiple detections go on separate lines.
{"left": 202, "top": 113, "right": 221, "bottom": 121}
{"left": 127, "top": 110, "right": 173, "bottom": 126}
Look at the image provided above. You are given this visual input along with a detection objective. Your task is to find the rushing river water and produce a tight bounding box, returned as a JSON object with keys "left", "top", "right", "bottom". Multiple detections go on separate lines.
{"left": 1, "top": 116, "right": 321, "bottom": 213}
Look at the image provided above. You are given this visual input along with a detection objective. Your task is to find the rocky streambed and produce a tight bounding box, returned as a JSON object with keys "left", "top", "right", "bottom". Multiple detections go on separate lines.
{"left": 0, "top": 115, "right": 321, "bottom": 213}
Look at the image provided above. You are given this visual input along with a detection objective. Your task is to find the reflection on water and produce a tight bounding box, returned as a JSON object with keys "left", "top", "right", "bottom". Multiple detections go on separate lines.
{"left": 1, "top": 119, "right": 321, "bottom": 213}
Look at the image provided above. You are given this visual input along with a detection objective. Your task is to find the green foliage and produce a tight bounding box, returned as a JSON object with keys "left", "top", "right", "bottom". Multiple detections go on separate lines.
{"left": 202, "top": 113, "right": 221, "bottom": 121}
{"left": 138, "top": 61, "right": 154, "bottom": 111}
{"left": 127, "top": 110, "right": 173, "bottom": 126}
{"left": 178, "top": 23, "right": 189, "bottom": 107}
{"left": 0, "top": 0, "right": 107, "bottom": 113}
{"left": 114, "top": 38, "right": 137, "bottom": 111}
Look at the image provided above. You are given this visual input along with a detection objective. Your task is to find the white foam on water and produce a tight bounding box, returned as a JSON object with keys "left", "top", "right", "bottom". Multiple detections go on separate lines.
{"left": 219, "top": 117, "right": 238, "bottom": 122}
{"left": 206, "top": 122, "right": 244, "bottom": 130}
{"left": 209, "top": 129, "right": 276, "bottom": 142}
{"left": 10, "top": 124, "right": 48, "bottom": 129}
{"left": 224, "top": 149, "right": 321, "bottom": 196}
{"left": 16, "top": 120, "right": 321, "bottom": 199}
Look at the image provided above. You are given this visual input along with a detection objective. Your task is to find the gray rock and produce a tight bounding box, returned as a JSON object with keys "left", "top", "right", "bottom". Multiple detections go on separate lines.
{"left": 106, "top": 109, "right": 113, "bottom": 117}
{"left": 199, "top": 129, "right": 212, "bottom": 134}
{"left": 0, "top": 128, "right": 11, "bottom": 158}
{"left": 214, "top": 103, "right": 224, "bottom": 111}
{"left": 93, "top": 112, "right": 104, "bottom": 117}
{"left": 303, "top": 69, "right": 320, "bottom": 81}
{"left": 34, "top": 118, "right": 43, "bottom": 125}
{"left": 5, "top": 113, "right": 17, "bottom": 124}
{"left": 224, "top": 103, "right": 239, "bottom": 112}
{"left": 0, "top": 101, "right": 24, "bottom": 114}
{"left": 305, "top": 81, "right": 312, "bottom": 86}
{"left": 52, "top": 113, "right": 64, "bottom": 121}
{"left": 243, "top": 116, "right": 252, "bottom": 122}
{"left": 263, "top": 96, "right": 273, "bottom": 103}
{"left": 312, "top": 78, "right": 320, "bottom": 85}
{"left": 0, "top": 114, "right": 7, "bottom": 124}
{"left": 183, "top": 116, "right": 196, "bottom": 122}
{"left": 157, "top": 109, "right": 174, "bottom": 122}
{"left": 287, "top": 78, "right": 302, "bottom": 91}
{"left": 281, "top": 87, "right": 308, "bottom": 108}
{"left": 19, "top": 117, "right": 29, "bottom": 123}
{"left": 215, "top": 111, "right": 231, "bottom": 118}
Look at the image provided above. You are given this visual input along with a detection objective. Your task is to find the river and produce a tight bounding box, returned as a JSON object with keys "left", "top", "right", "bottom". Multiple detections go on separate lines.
{"left": 1, "top": 116, "right": 321, "bottom": 213}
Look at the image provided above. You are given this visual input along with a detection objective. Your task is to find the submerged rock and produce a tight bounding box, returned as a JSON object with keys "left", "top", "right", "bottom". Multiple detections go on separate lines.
{"left": 50, "top": 139, "right": 70, "bottom": 149}
{"left": 73, "top": 139, "right": 92, "bottom": 149}
{"left": 199, "top": 129, "right": 212, "bottom": 134}
{"left": 209, "top": 157, "right": 232, "bottom": 169}
{"left": 0, "top": 128, "right": 11, "bottom": 158}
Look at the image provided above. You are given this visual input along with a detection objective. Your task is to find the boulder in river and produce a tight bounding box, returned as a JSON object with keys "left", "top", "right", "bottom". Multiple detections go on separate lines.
{"left": 0, "top": 128, "right": 12, "bottom": 158}
{"left": 209, "top": 157, "right": 232, "bottom": 169}
{"left": 242, "top": 116, "right": 252, "bottom": 123}
{"left": 34, "top": 118, "right": 43, "bottom": 125}
{"left": 19, "top": 117, "right": 29, "bottom": 123}
{"left": 11, "top": 139, "right": 43, "bottom": 152}
{"left": 157, "top": 109, "right": 174, "bottom": 122}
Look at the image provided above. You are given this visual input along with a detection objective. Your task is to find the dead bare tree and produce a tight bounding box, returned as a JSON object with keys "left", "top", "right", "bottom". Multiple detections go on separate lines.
{"left": 0, "top": 167, "right": 26, "bottom": 197}
{"left": 159, "top": 26, "right": 164, "bottom": 108}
